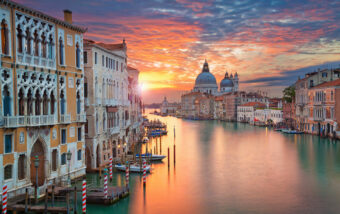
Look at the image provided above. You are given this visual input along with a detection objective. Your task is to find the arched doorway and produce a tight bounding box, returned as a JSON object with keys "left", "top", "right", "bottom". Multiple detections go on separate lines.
{"left": 96, "top": 144, "right": 101, "bottom": 168}
{"left": 85, "top": 147, "right": 92, "bottom": 171}
{"left": 30, "top": 139, "right": 45, "bottom": 186}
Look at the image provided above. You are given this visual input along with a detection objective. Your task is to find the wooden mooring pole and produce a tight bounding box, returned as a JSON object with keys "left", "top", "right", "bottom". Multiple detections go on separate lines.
{"left": 25, "top": 188, "right": 28, "bottom": 213}
{"left": 174, "top": 144, "right": 176, "bottom": 165}
{"left": 52, "top": 185, "right": 55, "bottom": 207}
{"left": 44, "top": 188, "right": 48, "bottom": 214}
{"left": 74, "top": 186, "right": 78, "bottom": 214}
{"left": 168, "top": 147, "right": 170, "bottom": 168}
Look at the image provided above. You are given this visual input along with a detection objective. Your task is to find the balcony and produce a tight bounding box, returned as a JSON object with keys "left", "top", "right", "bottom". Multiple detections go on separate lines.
{"left": 17, "top": 53, "right": 56, "bottom": 69}
{"left": 109, "top": 127, "right": 120, "bottom": 135}
{"left": 60, "top": 114, "right": 71, "bottom": 124}
{"left": 3, "top": 115, "right": 58, "bottom": 128}
{"left": 102, "top": 99, "right": 118, "bottom": 106}
{"left": 76, "top": 114, "right": 86, "bottom": 122}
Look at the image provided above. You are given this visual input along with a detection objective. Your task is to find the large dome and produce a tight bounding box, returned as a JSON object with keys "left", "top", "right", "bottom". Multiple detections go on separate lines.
{"left": 195, "top": 72, "right": 217, "bottom": 85}
{"left": 220, "top": 78, "right": 234, "bottom": 88}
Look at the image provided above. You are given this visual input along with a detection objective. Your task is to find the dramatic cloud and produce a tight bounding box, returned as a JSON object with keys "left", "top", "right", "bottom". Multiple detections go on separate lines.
{"left": 16, "top": 0, "right": 340, "bottom": 103}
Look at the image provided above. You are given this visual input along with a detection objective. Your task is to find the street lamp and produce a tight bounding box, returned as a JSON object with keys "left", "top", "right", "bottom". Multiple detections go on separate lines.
{"left": 34, "top": 155, "right": 39, "bottom": 203}
{"left": 66, "top": 151, "right": 72, "bottom": 187}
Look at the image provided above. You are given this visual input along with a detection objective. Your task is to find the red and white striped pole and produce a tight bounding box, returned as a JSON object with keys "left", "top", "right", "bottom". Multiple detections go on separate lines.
{"left": 103, "top": 168, "right": 108, "bottom": 199}
{"left": 109, "top": 157, "right": 113, "bottom": 181}
{"left": 143, "top": 159, "right": 146, "bottom": 186}
{"left": 2, "top": 184, "right": 7, "bottom": 214}
{"left": 125, "top": 161, "right": 129, "bottom": 188}
{"left": 82, "top": 180, "right": 86, "bottom": 213}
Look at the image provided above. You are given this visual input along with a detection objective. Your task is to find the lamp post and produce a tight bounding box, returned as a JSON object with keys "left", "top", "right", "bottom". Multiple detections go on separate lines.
{"left": 66, "top": 151, "right": 72, "bottom": 187}
{"left": 34, "top": 155, "right": 39, "bottom": 203}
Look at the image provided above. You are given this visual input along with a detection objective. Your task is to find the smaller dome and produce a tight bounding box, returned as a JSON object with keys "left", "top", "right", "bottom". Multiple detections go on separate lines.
{"left": 220, "top": 78, "right": 234, "bottom": 88}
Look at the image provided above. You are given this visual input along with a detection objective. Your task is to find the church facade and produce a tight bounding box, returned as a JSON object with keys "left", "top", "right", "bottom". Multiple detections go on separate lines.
{"left": 192, "top": 60, "right": 238, "bottom": 95}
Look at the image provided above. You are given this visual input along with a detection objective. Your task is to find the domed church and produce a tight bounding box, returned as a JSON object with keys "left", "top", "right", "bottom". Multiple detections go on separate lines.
{"left": 193, "top": 60, "right": 239, "bottom": 95}
{"left": 193, "top": 60, "right": 218, "bottom": 94}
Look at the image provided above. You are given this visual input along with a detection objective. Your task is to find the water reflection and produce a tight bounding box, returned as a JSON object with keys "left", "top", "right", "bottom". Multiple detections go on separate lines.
{"left": 87, "top": 112, "right": 340, "bottom": 214}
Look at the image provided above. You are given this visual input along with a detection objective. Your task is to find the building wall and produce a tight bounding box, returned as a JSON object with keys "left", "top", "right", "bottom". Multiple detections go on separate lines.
{"left": 0, "top": 2, "right": 86, "bottom": 198}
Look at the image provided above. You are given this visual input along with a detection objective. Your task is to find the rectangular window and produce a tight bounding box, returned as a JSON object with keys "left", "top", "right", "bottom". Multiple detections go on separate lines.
{"left": 116, "top": 61, "right": 118, "bottom": 71}
{"left": 61, "top": 129, "right": 66, "bottom": 144}
{"left": 94, "top": 52, "right": 97, "bottom": 64}
{"left": 84, "top": 51, "right": 87, "bottom": 64}
{"left": 52, "top": 149, "right": 57, "bottom": 171}
{"left": 106, "top": 57, "right": 108, "bottom": 68}
{"left": 77, "top": 149, "right": 82, "bottom": 161}
{"left": 4, "top": 134, "right": 12, "bottom": 154}
{"left": 113, "top": 60, "right": 115, "bottom": 70}
{"left": 4, "top": 165, "right": 12, "bottom": 180}
{"left": 18, "top": 155, "right": 26, "bottom": 180}
{"left": 121, "top": 62, "right": 123, "bottom": 72}
{"left": 61, "top": 153, "right": 66, "bottom": 165}
{"left": 78, "top": 127, "right": 82, "bottom": 141}
{"left": 84, "top": 83, "right": 88, "bottom": 98}
{"left": 102, "top": 55, "right": 104, "bottom": 66}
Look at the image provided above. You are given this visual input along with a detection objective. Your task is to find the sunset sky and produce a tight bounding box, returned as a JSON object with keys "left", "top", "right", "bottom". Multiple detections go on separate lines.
{"left": 17, "top": 0, "right": 340, "bottom": 103}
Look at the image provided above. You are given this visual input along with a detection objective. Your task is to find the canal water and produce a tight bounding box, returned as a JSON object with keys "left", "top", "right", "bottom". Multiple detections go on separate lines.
{"left": 86, "top": 112, "right": 340, "bottom": 214}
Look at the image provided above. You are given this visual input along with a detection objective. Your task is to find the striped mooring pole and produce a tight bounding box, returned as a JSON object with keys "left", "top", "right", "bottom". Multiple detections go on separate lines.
{"left": 143, "top": 159, "right": 146, "bottom": 186}
{"left": 82, "top": 180, "right": 86, "bottom": 213}
{"left": 109, "top": 157, "right": 113, "bottom": 181}
{"left": 126, "top": 161, "right": 129, "bottom": 188}
{"left": 2, "top": 184, "right": 7, "bottom": 214}
{"left": 104, "top": 168, "right": 108, "bottom": 199}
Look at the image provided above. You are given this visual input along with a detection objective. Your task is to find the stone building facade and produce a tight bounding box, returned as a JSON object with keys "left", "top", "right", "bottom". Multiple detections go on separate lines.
{"left": 0, "top": 1, "right": 86, "bottom": 199}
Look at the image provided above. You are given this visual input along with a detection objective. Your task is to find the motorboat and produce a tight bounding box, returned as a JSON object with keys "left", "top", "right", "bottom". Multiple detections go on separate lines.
{"left": 136, "top": 153, "right": 166, "bottom": 161}
{"left": 115, "top": 163, "right": 151, "bottom": 173}
{"left": 281, "top": 129, "right": 304, "bottom": 134}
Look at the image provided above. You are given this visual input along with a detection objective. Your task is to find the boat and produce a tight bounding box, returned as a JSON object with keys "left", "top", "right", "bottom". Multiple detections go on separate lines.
{"left": 281, "top": 129, "right": 304, "bottom": 134}
{"left": 115, "top": 164, "right": 151, "bottom": 173}
{"left": 136, "top": 153, "right": 166, "bottom": 161}
{"left": 274, "top": 128, "right": 283, "bottom": 132}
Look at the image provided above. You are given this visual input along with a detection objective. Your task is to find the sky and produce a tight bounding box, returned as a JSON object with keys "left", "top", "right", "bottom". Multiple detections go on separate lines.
{"left": 16, "top": 0, "right": 340, "bottom": 103}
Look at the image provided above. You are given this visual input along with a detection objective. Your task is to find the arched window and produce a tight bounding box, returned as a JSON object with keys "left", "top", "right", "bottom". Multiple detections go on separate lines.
{"left": 76, "top": 42, "right": 80, "bottom": 68}
{"left": 103, "top": 113, "right": 106, "bottom": 131}
{"left": 96, "top": 113, "right": 98, "bottom": 133}
{"left": 33, "top": 30, "right": 39, "bottom": 56}
{"left": 17, "top": 26, "right": 23, "bottom": 53}
{"left": 27, "top": 89, "right": 33, "bottom": 115}
{"left": 35, "top": 90, "right": 41, "bottom": 115}
{"left": 18, "top": 88, "right": 25, "bottom": 115}
{"left": 43, "top": 90, "right": 48, "bottom": 115}
{"left": 41, "top": 33, "right": 47, "bottom": 58}
{"left": 1, "top": 19, "right": 9, "bottom": 55}
{"left": 25, "top": 28, "right": 31, "bottom": 54}
{"left": 3, "top": 85, "right": 11, "bottom": 116}
{"left": 76, "top": 91, "right": 81, "bottom": 114}
{"left": 50, "top": 91, "right": 55, "bottom": 114}
{"left": 59, "top": 37, "right": 64, "bottom": 64}
{"left": 48, "top": 35, "right": 53, "bottom": 59}
{"left": 60, "top": 90, "right": 66, "bottom": 115}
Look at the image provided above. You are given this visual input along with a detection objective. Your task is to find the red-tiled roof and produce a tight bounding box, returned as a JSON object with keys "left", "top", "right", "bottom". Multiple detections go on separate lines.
{"left": 84, "top": 39, "right": 125, "bottom": 51}
{"left": 313, "top": 79, "right": 340, "bottom": 89}
{"left": 240, "top": 102, "right": 266, "bottom": 108}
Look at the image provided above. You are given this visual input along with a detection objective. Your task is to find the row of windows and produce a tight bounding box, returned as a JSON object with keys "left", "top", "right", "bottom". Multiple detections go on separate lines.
{"left": 3, "top": 150, "right": 82, "bottom": 181}
{"left": 4, "top": 128, "right": 82, "bottom": 154}
{"left": 89, "top": 51, "right": 124, "bottom": 72}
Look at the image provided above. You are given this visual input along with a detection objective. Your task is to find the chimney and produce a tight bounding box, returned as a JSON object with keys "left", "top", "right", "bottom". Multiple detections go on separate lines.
{"left": 63, "top": 10, "right": 72, "bottom": 24}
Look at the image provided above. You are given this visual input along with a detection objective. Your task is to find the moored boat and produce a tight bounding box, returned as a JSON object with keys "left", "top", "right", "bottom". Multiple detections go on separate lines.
{"left": 115, "top": 164, "right": 151, "bottom": 173}
{"left": 282, "top": 129, "right": 304, "bottom": 134}
{"left": 136, "top": 153, "right": 166, "bottom": 161}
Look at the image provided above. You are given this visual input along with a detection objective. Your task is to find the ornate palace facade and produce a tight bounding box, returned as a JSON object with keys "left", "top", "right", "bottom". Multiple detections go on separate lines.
{"left": 0, "top": 1, "right": 86, "bottom": 198}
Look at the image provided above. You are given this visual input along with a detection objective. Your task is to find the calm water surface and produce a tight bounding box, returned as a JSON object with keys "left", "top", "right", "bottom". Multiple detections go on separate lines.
{"left": 86, "top": 113, "right": 340, "bottom": 214}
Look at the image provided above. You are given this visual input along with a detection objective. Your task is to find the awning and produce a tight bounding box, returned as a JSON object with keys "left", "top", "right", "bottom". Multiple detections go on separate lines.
{"left": 107, "top": 107, "right": 118, "bottom": 112}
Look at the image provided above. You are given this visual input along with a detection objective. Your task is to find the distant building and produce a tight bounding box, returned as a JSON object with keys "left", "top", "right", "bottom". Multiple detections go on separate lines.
{"left": 305, "top": 79, "right": 340, "bottom": 137}
{"left": 160, "top": 97, "right": 180, "bottom": 115}
{"left": 237, "top": 102, "right": 267, "bottom": 124}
